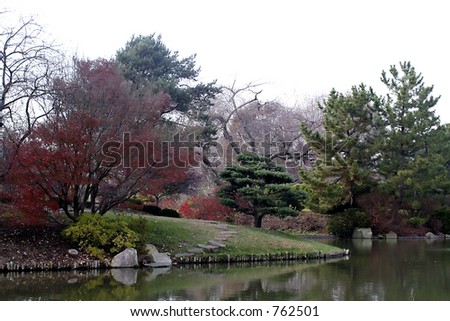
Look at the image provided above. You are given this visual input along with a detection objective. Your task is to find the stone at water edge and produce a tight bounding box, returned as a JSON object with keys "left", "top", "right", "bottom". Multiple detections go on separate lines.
{"left": 425, "top": 232, "right": 439, "bottom": 239}
{"left": 145, "top": 244, "right": 159, "bottom": 255}
{"left": 352, "top": 228, "right": 373, "bottom": 239}
{"left": 111, "top": 248, "right": 139, "bottom": 268}
{"left": 145, "top": 252, "right": 172, "bottom": 268}
{"left": 188, "top": 248, "right": 205, "bottom": 254}
{"left": 385, "top": 231, "right": 398, "bottom": 239}
{"left": 140, "top": 244, "right": 160, "bottom": 263}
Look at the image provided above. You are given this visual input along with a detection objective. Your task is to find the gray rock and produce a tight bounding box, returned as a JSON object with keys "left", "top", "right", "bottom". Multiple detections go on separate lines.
{"left": 219, "top": 231, "right": 237, "bottom": 237}
{"left": 111, "top": 248, "right": 139, "bottom": 268}
{"left": 385, "top": 231, "right": 398, "bottom": 239}
{"left": 68, "top": 249, "right": 79, "bottom": 256}
{"left": 214, "top": 237, "right": 228, "bottom": 241}
{"left": 352, "top": 228, "right": 373, "bottom": 239}
{"left": 188, "top": 248, "right": 205, "bottom": 254}
{"left": 208, "top": 240, "right": 226, "bottom": 247}
{"left": 220, "top": 230, "right": 237, "bottom": 234}
{"left": 146, "top": 253, "right": 172, "bottom": 268}
{"left": 111, "top": 268, "right": 138, "bottom": 285}
{"left": 425, "top": 232, "right": 439, "bottom": 239}
{"left": 198, "top": 244, "right": 219, "bottom": 252}
{"left": 175, "top": 253, "right": 194, "bottom": 258}
{"left": 145, "top": 244, "right": 159, "bottom": 255}
{"left": 140, "top": 244, "right": 160, "bottom": 264}
{"left": 445, "top": 234, "right": 450, "bottom": 239}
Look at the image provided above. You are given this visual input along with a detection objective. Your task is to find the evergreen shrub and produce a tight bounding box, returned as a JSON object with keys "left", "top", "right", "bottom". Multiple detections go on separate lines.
{"left": 431, "top": 207, "right": 450, "bottom": 234}
{"left": 158, "top": 208, "right": 180, "bottom": 218}
{"left": 327, "top": 208, "right": 370, "bottom": 238}
{"left": 63, "top": 214, "right": 150, "bottom": 259}
{"left": 142, "top": 204, "right": 162, "bottom": 215}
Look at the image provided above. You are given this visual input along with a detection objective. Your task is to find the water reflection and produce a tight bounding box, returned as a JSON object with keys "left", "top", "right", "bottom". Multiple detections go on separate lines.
{"left": 111, "top": 268, "right": 138, "bottom": 285}
{"left": 1, "top": 240, "right": 450, "bottom": 301}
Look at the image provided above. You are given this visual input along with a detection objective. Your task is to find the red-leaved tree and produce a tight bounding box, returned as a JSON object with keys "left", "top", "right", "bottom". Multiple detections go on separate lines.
{"left": 141, "top": 147, "right": 196, "bottom": 205}
{"left": 7, "top": 58, "right": 191, "bottom": 221}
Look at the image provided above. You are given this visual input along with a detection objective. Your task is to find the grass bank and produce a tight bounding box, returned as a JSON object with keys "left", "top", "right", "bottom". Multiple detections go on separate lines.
{"left": 129, "top": 214, "right": 342, "bottom": 260}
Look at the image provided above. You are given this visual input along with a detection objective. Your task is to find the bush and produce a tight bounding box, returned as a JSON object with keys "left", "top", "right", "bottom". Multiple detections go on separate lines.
{"left": 179, "top": 195, "right": 236, "bottom": 222}
{"left": 431, "top": 206, "right": 450, "bottom": 234}
{"left": 408, "top": 217, "right": 428, "bottom": 227}
{"left": 261, "top": 212, "right": 328, "bottom": 234}
{"left": 142, "top": 205, "right": 180, "bottom": 218}
{"left": 327, "top": 208, "right": 370, "bottom": 238}
{"left": 127, "top": 197, "right": 144, "bottom": 205}
{"left": 158, "top": 208, "right": 180, "bottom": 218}
{"left": 357, "top": 191, "right": 401, "bottom": 234}
{"left": 63, "top": 214, "right": 150, "bottom": 259}
{"left": 142, "top": 204, "right": 161, "bottom": 215}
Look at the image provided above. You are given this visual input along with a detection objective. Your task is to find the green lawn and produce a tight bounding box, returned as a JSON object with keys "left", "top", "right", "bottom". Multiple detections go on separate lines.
{"left": 129, "top": 214, "right": 341, "bottom": 257}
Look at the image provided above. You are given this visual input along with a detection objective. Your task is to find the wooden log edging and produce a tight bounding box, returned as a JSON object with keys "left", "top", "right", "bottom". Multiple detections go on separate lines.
{"left": 1, "top": 259, "right": 106, "bottom": 272}
{"left": 174, "top": 251, "right": 345, "bottom": 265}
{"left": 1, "top": 252, "right": 347, "bottom": 272}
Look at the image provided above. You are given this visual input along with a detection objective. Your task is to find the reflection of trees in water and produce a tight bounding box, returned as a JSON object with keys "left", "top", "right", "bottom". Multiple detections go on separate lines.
{"left": 310, "top": 239, "right": 450, "bottom": 300}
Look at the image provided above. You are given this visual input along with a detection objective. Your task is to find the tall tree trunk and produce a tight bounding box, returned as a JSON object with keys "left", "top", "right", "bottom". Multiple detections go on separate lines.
{"left": 254, "top": 213, "right": 263, "bottom": 228}
{"left": 90, "top": 184, "right": 99, "bottom": 213}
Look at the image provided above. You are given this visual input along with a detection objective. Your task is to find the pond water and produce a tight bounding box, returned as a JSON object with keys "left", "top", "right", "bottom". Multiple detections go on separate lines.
{"left": 1, "top": 239, "right": 450, "bottom": 301}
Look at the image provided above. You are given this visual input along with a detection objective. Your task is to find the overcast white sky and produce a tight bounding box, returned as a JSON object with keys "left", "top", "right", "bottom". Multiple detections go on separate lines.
{"left": 3, "top": 0, "right": 450, "bottom": 123}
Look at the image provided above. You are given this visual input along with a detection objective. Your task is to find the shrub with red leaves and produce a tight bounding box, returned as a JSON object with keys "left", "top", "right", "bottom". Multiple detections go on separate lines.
{"left": 357, "top": 191, "right": 401, "bottom": 234}
{"left": 179, "top": 194, "right": 236, "bottom": 222}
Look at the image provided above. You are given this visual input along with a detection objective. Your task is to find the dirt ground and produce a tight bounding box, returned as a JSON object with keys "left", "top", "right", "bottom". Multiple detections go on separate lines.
{"left": 0, "top": 223, "right": 93, "bottom": 268}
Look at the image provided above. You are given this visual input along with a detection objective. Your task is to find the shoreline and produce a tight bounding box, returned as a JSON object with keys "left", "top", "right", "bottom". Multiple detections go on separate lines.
{"left": 2, "top": 235, "right": 448, "bottom": 273}
{"left": 1, "top": 250, "right": 347, "bottom": 273}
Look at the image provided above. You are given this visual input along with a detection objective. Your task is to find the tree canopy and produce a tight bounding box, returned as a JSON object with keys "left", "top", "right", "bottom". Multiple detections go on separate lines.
{"left": 217, "top": 152, "right": 307, "bottom": 228}
{"left": 378, "top": 61, "right": 441, "bottom": 204}
{"left": 115, "top": 34, "right": 220, "bottom": 117}
{"left": 299, "top": 84, "right": 383, "bottom": 213}
{"left": 300, "top": 61, "right": 448, "bottom": 219}
{"left": 7, "top": 59, "right": 189, "bottom": 221}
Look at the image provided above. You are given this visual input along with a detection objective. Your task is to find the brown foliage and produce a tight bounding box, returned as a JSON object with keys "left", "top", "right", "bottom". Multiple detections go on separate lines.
{"left": 261, "top": 212, "right": 328, "bottom": 234}
{"left": 357, "top": 191, "right": 401, "bottom": 234}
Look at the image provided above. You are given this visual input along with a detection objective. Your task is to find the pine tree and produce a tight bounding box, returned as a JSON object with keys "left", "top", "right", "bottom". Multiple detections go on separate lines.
{"left": 115, "top": 34, "right": 219, "bottom": 115}
{"left": 299, "top": 85, "right": 383, "bottom": 213}
{"left": 217, "top": 152, "right": 307, "bottom": 228}
{"left": 379, "top": 61, "right": 441, "bottom": 203}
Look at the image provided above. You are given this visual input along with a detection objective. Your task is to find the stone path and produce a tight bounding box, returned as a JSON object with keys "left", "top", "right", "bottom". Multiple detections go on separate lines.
{"left": 175, "top": 222, "right": 237, "bottom": 258}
